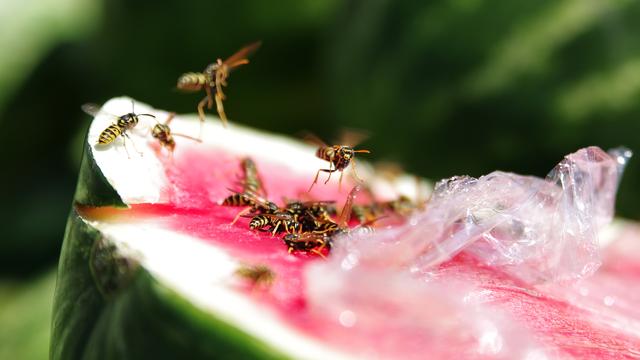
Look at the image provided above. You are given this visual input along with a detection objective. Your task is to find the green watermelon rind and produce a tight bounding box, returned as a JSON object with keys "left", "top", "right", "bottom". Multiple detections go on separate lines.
{"left": 73, "top": 139, "right": 126, "bottom": 208}
{"left": 52, "top": 161, "right": 291, "bottom": 359}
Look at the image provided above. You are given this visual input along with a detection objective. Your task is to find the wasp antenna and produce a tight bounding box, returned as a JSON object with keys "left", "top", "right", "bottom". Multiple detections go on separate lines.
{"left": 131, "top": 100, "right": 135, "bottom": 113}
{"left": 138, "top": 113, "right": 156, "bottom": 119}
{"left": 172, "top": 133, "right": 202, "bottom": 142}
{"left": 354, "top": 149, "right": 371, "bottom": 154}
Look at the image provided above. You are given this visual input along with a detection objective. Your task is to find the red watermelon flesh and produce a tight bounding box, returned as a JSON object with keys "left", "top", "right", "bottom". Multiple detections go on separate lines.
{"left": 81, "top": 98, "right": 640, "bottom": 359}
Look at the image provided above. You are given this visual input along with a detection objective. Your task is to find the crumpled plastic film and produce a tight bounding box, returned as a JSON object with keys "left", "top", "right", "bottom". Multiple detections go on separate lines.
{"left": 331, "top": 146, "right": 632, "bottom": 283}
{"left": 306, "top": 146, "right": 633, "bottom": 358}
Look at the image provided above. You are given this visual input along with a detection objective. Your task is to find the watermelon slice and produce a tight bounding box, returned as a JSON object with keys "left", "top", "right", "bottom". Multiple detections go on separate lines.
{"left": 53, "top": 97, "right": 640, "bottom": 359}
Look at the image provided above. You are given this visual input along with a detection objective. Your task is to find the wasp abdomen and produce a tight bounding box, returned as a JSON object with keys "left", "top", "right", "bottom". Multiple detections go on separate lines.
{"left": 249, "top": 215, "right": 271, "bottom": 230}
{"left": 316, "top": 147, "right": 334, "bottom": 161}
{"left": 177, "top": 72, "right": 208, "bottom": 91}
{"left": 97, "top": 125, "right": 123, "bottom": 145}
{"left": 222, "top": 193, "right": 253, "bottom": 206}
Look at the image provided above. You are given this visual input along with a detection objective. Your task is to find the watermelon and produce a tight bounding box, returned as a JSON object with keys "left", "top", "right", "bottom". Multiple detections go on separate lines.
{"left": 53, "top": 97, "right": 640, "bottom": 359}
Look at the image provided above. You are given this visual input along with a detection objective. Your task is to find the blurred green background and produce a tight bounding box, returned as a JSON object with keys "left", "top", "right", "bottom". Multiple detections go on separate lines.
{"left": 1, "top": 0, "right": 639, "bottom": 357}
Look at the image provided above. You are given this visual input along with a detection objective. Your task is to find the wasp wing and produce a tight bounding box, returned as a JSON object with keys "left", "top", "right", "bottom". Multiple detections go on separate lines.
{"left": 81, "top": 103, "right": 103, "bottom": 117}
{"left": 300, "top": 131, "right": 329, "bottom": 148}
{"left": 81, "top": 103, "right": 122, "bottom": 122}
{"left": 339, "top": 128, "right": 370, "bottom": 147}
{"left": 223, "top": 41, "right": 262, "bottom": 69}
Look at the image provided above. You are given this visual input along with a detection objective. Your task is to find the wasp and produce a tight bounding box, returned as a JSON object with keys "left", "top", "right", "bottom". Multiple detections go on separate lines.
{"left": 283, "top": 233, "right": 332, "bottom": 257}
{"left": 280, "top": 199, "right": 339, "bottom": 234}
{"left": 383, "top": 195, "right": 416, "bottom": 216}
{"left": 221, "top": 190, "right": 277, "bottom": 211}
{"left": 151, "top": 112, "right": 201, "bottom": 155}
{"left": 305, "top": 133, "right": 370, "bottom": 192}
{"left": 301, "top": 201, "right": 337, "bottom": 224}
{"left": 222, "top": 191, "right": 279, "bottom": 225}
{"left": 351, "top": 196, "right": 416, "bottom": 223}
{"left": 82, "top": 102, "right": 155, "bottom": 158}
{"left": 177, "top": 41, "right": 261, "bottom": 134}
{"left": 248, "top": 212, "right": 301, "bottom": 235}
{"left": 352, "top": 181, "right": 423, "bottom": 223}
{"left": 239, "top": 157, "right": 267, "bottom": 197}
{"left": 235, "top": 264, "right": 275, "bottom": 289}
{"left": 351, "top": 203, "right": 385, "bottom": 224}
{"left": 283, "top": 186, "right": 361, "bottom": 255}
{"left": 222, "top": 192, "right": 256, "bottom": 207}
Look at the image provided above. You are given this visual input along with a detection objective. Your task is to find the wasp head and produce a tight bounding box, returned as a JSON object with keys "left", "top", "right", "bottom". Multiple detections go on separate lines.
{"left": 151, "top": 124, "right": 170, "bottom": 139}
{"left": 338, "top": 147, "right": 354, "bottom": 160}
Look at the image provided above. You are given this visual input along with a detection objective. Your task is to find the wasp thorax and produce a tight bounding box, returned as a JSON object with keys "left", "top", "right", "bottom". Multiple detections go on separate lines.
{"left": 204, "top": 63, "right": 219, "bottom": 75}
{"left": 118, "top": 114, "right": 138, "bottom": 128}
{"left": 264, "top": 202, "right": 279, "bottom": 213}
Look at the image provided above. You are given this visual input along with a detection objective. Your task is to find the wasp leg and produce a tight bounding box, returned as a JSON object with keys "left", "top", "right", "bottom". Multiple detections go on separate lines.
{"left": 350, "top": 158, "right": 365, "bottom": 183}
{"left": 197, "top": 95, "right": 209, "bottom": 139}
{"left": 322, "top": 168, "right": 338, "bottom": 185}
{"left": 120, "top": 135, "right": 132, "bottom": 159}
{"left": 215, "top": 91, "right": 228, "bottom": 128}
{"left": 215, "top": 62, "right": 228, "bottom": 99}
{"left": 212, "top": 64, "right": 229, "bottom": 128}
{"left": 308, "top": 169, "right": 321, "bottom": 192}
{"left": 271, "top": 222, "right": 282, "bottom": 236}
{"left": 123, "top": 133, "right": 143, "bottom": 158}
{"left": 310, "top": 248, "right": 326, "bottom": 258}
{"left": 205, "top": 85, "right": 215, "bottom": 108}
{"left": 308, "top": 167, "right": 336, "bottom": 192}
{"left": 231, "top": 207, "right": 252, "bottom": 225}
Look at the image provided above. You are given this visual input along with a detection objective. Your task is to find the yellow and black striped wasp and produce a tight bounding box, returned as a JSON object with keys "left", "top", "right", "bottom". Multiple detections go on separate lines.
{"left": 222, "top": 157, "right": 274, "bottom": 224}
{"left": 151, "top": 112, "right": 201, "bottom": 155}
{"left": 248, "top": 211, "right": 301, "bottom": 235}
{"left": 235, "top": 263, "right": 275, "bottom": 289}
{"left": 177, "top": 41, "right": 261, "bottom": 134}
{"left": 222, "top": 191, "right": 279, "bottom": 225}
{"left": 305, "top": 133, "right": 371, "bottom": 192}
{"left": 238, "top": 157, "right": 267, "bottom": 198}
{"left": 82, "top": 101, "right": 155, "bottom": 158}
{"left": 284, "top": 185, "right": 363, "bottom": 256}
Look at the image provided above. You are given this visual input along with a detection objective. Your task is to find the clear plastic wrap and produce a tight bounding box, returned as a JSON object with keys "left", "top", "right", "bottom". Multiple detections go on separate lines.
{"left": 539, "top": 221, "right": 640, "bottom": 339}
{"left": 331, "top": 146, "right": 631, "bottom": 283}
{"left": 304, "top": 146, "right": 636, "bottom": 359}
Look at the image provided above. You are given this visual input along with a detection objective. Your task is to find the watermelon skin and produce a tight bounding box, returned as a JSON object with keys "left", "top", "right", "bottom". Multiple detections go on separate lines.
{"left": 52, "top": 208, "right": 289, "bottom": 360}
{"left": 73, "top": 141, "right": 126, "bottom": 208}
